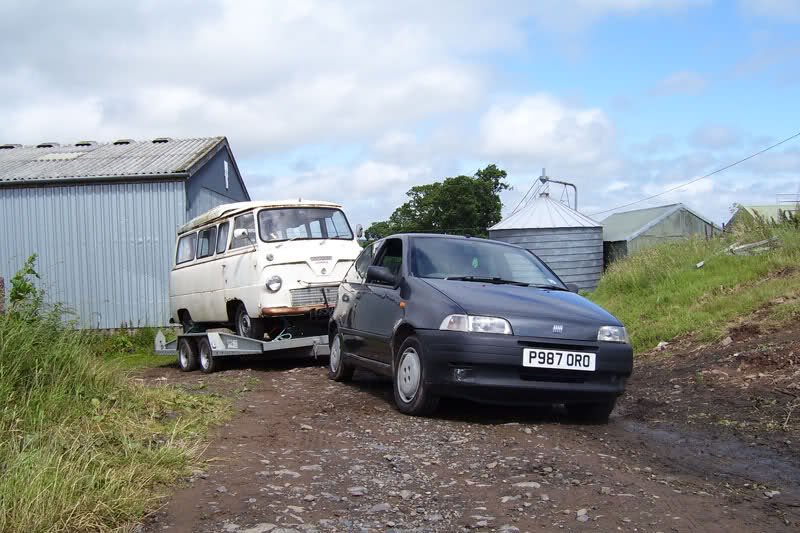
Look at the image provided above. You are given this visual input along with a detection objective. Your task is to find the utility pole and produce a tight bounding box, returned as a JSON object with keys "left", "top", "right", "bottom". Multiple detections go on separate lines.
{"left": 539, "top": 168, "right": 578, "bottom": 210}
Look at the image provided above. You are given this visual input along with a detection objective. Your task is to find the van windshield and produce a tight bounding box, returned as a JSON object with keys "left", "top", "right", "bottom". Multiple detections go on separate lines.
{"left": 258, "top": 208, "right": 354, "bottom": 242}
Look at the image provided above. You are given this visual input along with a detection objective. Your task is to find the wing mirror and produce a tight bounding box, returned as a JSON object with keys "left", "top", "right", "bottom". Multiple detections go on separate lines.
{"left": 356, "top": 224, "right": 364, "bottom": 239}
{"left": 367, "top": 265, "right": 397, "bottom": 286}
{"left": 566, "top": 283, "right": 580, "bottom": 294}
{"left": 233, "top": 228, "right": 255, "bottom": 244}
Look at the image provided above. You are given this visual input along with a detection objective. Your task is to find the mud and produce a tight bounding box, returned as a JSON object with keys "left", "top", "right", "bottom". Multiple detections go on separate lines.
{"left": 138, "top": 321, "right": 800, "bottom": 533}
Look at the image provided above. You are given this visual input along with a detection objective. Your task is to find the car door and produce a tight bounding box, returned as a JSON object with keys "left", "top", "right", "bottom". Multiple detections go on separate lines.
{"left": 337, "top": 241, "right": 378, "bottom": 357}
{"left": 357, "top": 237, "right": 405, "bottom": 366}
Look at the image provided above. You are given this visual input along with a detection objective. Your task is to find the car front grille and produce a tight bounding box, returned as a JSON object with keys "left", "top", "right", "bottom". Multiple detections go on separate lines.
{"left": 290, "top": 286, "right": 338, "bottom": 307}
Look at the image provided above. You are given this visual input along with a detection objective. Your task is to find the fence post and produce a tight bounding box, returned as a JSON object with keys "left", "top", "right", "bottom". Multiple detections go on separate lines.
{"left": 0, "top": 277, "right": 5, "bottom": 315}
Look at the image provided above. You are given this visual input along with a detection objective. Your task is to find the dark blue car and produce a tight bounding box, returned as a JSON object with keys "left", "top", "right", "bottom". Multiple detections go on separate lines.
{"left": 328, "top": 234, "right": 633, "bottom": 421}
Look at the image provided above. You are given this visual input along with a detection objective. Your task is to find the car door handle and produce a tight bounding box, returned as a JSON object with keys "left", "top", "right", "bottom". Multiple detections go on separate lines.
{"left": 342, "top": 294, "right": 350, "bottom": 302}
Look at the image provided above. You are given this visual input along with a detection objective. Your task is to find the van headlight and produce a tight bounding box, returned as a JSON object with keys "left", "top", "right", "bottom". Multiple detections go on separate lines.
{"left": 598, "top": 326, "right": 628, "bottom": 343}
{"left": 266, "top": 275, "right": 282, "bottom": 293}
{"left": 439, "top": 314, "right": 513, "bottom": 335}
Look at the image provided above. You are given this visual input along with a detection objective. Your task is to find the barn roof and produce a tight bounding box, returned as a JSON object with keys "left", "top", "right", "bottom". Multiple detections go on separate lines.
{"left": 489, "top": 193, "right": 601, "bottom": 231}
{"left": 0, "top": 137, "right": 227, "bottom": 185}
{"left": 736, "top": 204, "right": 798, "bottom": 222}
{"left": 602, "top": 203, "right": 718, "bottom": 242}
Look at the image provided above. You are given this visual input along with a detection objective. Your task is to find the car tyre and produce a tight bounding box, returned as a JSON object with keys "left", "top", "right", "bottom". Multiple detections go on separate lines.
{"left": 327, "top": 332, "right": 354, "bottom": 382}
{"left": 567, "top": 396, "right": 617, "bottom": 424}
{"left": 393, "top": 335, "right": 439, "bottom": 416}
{"left": 235, "top": 303, "right": 265, "bottom": 340}
{"left": 177, "top": 337, "right": 198, "bottom": 372}
{"left": 197, "top": 337, "right": 218, "bottom": 374}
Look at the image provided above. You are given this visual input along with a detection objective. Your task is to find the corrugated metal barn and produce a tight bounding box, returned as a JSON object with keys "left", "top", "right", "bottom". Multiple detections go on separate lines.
{"left": 0, "top": 137, "right": 250, "bottom": 328}
{"left": 488, "top": 193, "right": 604, "bottom": 290}
{"left": 602, "top": 203, "right": 719, "bottom": 266}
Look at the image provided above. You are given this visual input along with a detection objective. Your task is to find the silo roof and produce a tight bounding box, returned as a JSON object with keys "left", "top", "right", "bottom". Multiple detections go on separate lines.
{"left": 489, "top": 193, "right": 601, "bottom": 230}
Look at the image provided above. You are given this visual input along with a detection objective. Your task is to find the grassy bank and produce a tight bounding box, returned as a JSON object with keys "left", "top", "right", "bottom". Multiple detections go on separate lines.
{"left": 589, "top": 224, "right": 800, "bottom": 353}
{"left": 0, "top": 308, "right": 227, "bottom": 532}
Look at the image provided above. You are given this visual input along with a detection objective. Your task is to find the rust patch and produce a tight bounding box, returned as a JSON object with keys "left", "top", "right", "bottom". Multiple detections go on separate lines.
{"left": 260, "top": 304, "right": 333, "bottom": 316}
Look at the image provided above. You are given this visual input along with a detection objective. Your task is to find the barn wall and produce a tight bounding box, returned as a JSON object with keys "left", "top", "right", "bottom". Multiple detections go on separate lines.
{"left": 489, "top": 227, "right": 604, "bottom": 290}
{"left": 628, "top": 209, "right": 716, "bottom": 255}
{"left": 186, "top": 148, "right": 249, "bottom": 219}
{"left": 0, "top": 181, "right": 186, "bottom": 328}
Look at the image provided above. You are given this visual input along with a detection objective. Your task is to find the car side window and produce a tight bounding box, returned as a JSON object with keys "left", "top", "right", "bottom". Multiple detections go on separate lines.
{"left": 345, "top": 243, "right": 375, "bottom": 284}
{"left": 176, "top": 233, "right": 197, "bottom": 265}
{"left": 230, "top": 213, "right": 256, "bottom": 249}
{"left": 371, "top": 238, "right": 402, "bottom": 284}
{"left": 196, "top": 227, "right": 217, "bottom": 259}
{"left": 216, "top": 221, "right": 229, "bottom": 254}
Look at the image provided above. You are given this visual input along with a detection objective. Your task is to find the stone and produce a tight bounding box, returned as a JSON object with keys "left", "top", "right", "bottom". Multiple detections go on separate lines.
{"left": 577, "top": 515, "right": 589, "bottom": 522}
{"left": 300, "top": 424, "right": 313, "bottom": 431}
{"left": 513, "top": 481, "right": 541, "bottom": 489}
{"left": 216, "top": 486, "right": 227, "bottom": 493}
{"left": 501, "top": 495, "right": 520, "bottom": 503}
{"left": 399, "top": 490, "right": 413, "bottom": 500}
{"left": 600, "top": 486, "right": 612, "bottom": 495}
{"left": 764, "top": 490, "right": 781, "bottom": 498}
{"left": 721, "top": 336, "right": 733, "bottom": 347}
{"left": 576, "top": 509, "right": 588, "bottom": 517}
{"left": 349, "top": 487, "right": 368, "bottom": 497}
{"left": 242, "top": 525, "right": 276, "bottom": 533}
{"left": 368, "top": 503, "right": 391, "bottom": 513}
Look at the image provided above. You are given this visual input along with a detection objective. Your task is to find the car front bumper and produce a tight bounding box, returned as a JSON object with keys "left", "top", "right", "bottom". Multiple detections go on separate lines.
{"left": 416, "top": 330, "right": 633, "bottom": 406}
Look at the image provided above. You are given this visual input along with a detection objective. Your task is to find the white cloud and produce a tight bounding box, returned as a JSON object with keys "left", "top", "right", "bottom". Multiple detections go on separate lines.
{"left": 480, "top": 93, "right": 617, "bottom": 169}
{"left": 689, "top": 125, "right": 742, "bottom": 150}
{"left": 653, "top": 71, "right": 708, "bottom": 95}
{"left": 739, "top": 0, "right": 800, "bottom": 21}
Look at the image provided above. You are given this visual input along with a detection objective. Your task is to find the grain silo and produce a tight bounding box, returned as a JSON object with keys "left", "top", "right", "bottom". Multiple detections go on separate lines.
{"left": 488, "top": 192, "right": 604, "bottom": 290}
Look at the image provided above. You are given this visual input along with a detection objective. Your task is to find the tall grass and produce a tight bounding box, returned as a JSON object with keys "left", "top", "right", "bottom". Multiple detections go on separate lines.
{"left": 589, "top": 224, "right": 800, "bottom": 353}
{"left": 0, "top": 304, "right": 225, "bottom": 532}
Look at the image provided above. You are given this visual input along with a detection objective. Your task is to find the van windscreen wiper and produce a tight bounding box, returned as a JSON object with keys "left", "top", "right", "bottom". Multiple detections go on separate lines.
{"left": 444, "top": 276, "right": 529, "bottom": 286}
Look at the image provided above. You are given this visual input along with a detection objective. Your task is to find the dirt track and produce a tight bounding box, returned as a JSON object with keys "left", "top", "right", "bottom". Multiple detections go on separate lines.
{"left": 140, "top": 323, "right": 800, "bottom": 533}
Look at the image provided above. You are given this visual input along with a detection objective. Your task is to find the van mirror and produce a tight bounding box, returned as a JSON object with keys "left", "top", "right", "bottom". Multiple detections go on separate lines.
{"left": 234, "top": 228, "right": 249, "bottom": 240}
{"left": 356, "top": 224, "right": 364, "bottom": 239}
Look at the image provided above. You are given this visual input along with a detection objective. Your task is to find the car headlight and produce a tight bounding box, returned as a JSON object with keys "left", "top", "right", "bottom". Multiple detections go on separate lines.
{"left": 266, "top": 275, "right": 282, "bottom": 293}
{"left": 598, "top": 325, "right": 629, "bottom": 343}
{"left": 439, "top": 314, "right": 513, "bottom": 335}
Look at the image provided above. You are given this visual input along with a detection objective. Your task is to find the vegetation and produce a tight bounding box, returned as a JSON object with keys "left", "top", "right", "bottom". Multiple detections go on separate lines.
{"left": 0, "top": 257, "right": 227, "bottom": 533}
{"left": 366, "top": 164, "right": 509, "bottom": 239}
{"left": 589, "top": 217, "right": 800, "bottom": 353}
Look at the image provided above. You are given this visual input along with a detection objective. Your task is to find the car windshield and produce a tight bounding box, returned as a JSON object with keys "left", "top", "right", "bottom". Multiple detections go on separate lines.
{"left": 411, "top": 237, "right": 566, "bottom": 289}
{"left": 258, "top": 207, "right": 353, "bottom": 242}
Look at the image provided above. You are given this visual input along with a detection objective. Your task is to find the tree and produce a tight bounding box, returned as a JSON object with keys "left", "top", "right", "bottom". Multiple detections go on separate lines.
{"left": 365, "top": 165, "right": 509, "bottom": 238}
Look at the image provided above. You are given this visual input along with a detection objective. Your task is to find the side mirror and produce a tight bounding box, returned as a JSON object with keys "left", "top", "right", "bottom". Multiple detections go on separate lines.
{"left": 367, "top": 265, "right": 397, "bottom": 286}
{"left": 566, "top": 283, "right": 580, "bottom": 294}
{"left": 356, "top": 224, "right": 364, "bottom": 239}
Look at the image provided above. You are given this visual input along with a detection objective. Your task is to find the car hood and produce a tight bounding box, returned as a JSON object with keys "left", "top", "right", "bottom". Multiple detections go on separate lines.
{"left": 421, "top": 278, "right": 623, "bottom": 341}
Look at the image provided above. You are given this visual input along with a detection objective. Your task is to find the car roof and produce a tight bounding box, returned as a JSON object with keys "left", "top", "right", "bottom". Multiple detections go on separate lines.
{"left": 382, "top": 233, "right": 518, "bottom": 245}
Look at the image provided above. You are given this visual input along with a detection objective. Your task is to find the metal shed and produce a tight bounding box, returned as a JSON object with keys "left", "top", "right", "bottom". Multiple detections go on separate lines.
{"left": 0, "top": 136, "right": 250, "bottom": 328}
{"left": 488, "top": 192, "right": 604, "bottom": 290}
{"left": 602, "top": 203, "right": 719, "bottom": 266}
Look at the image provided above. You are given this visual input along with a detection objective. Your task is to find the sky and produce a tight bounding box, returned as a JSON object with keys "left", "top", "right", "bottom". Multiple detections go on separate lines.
{"left": 1, "top": 0, "right": 799, "bottom": 227}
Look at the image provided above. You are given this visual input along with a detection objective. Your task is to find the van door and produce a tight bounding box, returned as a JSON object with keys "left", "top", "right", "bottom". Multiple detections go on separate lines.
{"left": 222, "top": 212, "right": 260, "bottom": 318}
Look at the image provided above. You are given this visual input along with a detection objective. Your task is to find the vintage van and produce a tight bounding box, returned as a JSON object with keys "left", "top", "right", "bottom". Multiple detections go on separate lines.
{"left": 169, "top": 200, "right": 363, "bottom": 340}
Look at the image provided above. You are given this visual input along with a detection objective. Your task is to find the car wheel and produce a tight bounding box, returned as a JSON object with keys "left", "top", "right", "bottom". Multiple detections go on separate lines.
{"left": 393, "top": 335, "right": 439, "bottom": 416}
{"left": 177, "top": 338, "right": 198, "bottom": 372}
{"left": 197, "top": 337, "right": 217, "bottom": 374}
{"left": 235, "top": 303, "right": 265, "bottom": 340}
{"left": 566, "top": 397, "right": 617, "bottom": 424}
{"left": 327, "top": 332, "right": 354, "bottom": 382}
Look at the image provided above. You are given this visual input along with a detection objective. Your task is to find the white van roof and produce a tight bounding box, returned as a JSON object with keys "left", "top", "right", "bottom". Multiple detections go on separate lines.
{"left": 178, "top": 200, "right": 343, "bottom": 234}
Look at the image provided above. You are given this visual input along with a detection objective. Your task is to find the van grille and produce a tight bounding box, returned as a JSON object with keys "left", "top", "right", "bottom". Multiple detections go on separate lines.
{"left": 290, "top": 286, "right": 338, "bottom": 307}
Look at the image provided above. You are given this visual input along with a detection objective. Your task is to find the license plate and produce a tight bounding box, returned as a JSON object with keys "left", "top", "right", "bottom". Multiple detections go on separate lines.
{"left": 522, "top": 348, "right": 596, "bottom": 371}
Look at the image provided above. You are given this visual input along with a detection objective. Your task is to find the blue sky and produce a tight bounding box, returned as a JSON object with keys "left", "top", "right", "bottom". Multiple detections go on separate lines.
{"left": 1, "top": 0, "right": 799, "bottom": 226}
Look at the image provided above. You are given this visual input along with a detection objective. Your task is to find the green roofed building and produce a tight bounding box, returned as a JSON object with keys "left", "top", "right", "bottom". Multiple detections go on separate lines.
{"left": 602, "top": 203, "right": 720, "bottom": 266}
{"left": 727, "top": 204, "right": 798, "bottom": 227}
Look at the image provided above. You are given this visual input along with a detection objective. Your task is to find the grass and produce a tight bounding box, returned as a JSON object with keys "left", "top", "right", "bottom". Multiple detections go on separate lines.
{"left": 0, "top": 310, "right": 227, "bottom": 533}
{"left": 589, "top": 224, "right": 800, "bottom": 354}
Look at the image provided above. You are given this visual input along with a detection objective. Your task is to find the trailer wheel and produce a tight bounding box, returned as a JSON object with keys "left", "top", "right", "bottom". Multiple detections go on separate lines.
{"left": 198, "top": 338, "right": 217, "bottom": 374}
{"left": 177, "top": 338, "right": 198, "bottom": 372}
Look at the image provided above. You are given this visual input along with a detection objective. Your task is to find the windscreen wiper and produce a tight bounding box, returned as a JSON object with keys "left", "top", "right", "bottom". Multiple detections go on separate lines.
{"left": 529, "top": 284, "right": 570, "bottom": 291}
{"left": 444, "top": 276, "right": 529, "bottom": 286}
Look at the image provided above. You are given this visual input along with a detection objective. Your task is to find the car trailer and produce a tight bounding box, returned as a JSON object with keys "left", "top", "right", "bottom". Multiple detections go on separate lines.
{"left": 154, "top": 330, "right": 330, "bottom": 373}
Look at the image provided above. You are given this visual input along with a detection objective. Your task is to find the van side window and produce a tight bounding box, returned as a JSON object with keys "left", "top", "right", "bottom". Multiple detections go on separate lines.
{"left": 176, "top": 233, "right": 197, "bottom": 265}
{"left": 231, "top": 213, "right": 256, "bottom": 249}
{"left": 216, "top": 222, "right": 229, "bottom": 254}
{"left": 197, "top": 227, "right": 217, "bottom": 259}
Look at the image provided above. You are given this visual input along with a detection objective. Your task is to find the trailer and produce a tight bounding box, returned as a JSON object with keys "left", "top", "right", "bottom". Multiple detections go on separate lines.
{"left": 154, "top": 330, "right": 330, "bottom": 373}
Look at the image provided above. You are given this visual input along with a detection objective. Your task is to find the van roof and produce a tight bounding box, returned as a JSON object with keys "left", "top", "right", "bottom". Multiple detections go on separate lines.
{"left": 178, "top": 200, "right": 343, "bottom": 234}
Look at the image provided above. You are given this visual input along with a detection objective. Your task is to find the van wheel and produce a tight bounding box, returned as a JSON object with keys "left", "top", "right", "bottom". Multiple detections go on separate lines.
{"left": 198, "top": 338, "right": 217, "bottom": 374}
{"left": 177, "top": 338, "right": 198, "bottom": 372}
{"left": 235, "top": 303, "right": 265, "bottom": 340}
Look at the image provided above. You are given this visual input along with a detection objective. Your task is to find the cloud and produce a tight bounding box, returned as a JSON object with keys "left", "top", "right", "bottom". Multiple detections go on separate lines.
{"left": 738, "top": 0, "right": 800, "bottom": 21}
{"left": 480, "top": 93, "right": 618, "bottom": 170}
{"left": 631, "top": 134, "right": 676, "bottom": 154}
{"left": 653, "top": 71, "right": 708, "bottom": 95}
{"left": 689, "top": 125, "right": 742, "bottom": 150}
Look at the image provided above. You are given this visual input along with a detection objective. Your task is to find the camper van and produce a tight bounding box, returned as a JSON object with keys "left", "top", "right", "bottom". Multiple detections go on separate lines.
{"left": 169, "top": 200, "right": 363, "bottom": 340}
